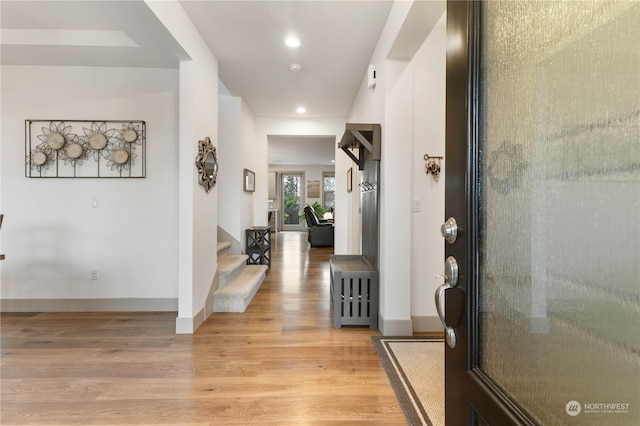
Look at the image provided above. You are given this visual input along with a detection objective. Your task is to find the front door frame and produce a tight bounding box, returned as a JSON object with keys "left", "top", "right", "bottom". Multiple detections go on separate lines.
{"left": 444, "top": 1, "right": 538, "bottom": 424}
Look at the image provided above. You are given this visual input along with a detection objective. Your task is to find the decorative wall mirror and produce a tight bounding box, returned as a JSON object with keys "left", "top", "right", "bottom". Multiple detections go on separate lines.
{"left": 195, "top": 136, "right": 218, "bottom": 192}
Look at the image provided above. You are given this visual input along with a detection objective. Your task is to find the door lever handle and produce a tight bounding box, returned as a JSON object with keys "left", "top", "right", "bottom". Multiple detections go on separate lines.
{"left": 434, "top": 257, "right": 459, "bottom": 348}
{"left": 435, "top": 280, "right": 456, "bottom": 349}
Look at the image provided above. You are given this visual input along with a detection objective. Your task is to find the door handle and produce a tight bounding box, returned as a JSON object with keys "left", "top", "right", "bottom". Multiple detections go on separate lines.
{"left": 435, "top": 256, "right": 459, "bottom": 348}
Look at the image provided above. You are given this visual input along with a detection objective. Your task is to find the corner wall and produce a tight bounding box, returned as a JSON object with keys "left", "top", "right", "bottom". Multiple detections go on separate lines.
{"left": 146, "top": 1, "right": 219, "bottom": 333}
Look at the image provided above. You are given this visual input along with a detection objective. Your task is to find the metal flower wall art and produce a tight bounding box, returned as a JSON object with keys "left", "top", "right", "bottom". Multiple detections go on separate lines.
{"left": 26, "top": 120, "right": 146, "bottom": 178}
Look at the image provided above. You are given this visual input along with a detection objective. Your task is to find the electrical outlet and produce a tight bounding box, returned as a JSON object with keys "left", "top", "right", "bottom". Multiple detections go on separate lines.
{"left": 91, "top": 269, "right": 99, "bottom": 280}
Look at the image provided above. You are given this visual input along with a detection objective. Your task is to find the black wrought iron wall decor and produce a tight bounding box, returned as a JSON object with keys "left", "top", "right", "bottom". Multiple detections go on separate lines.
{"left": 25, "top": 120, "right": 146, "bottom": 178}
{"left": 195, "top": 136, "right": 218, "bottom": 192}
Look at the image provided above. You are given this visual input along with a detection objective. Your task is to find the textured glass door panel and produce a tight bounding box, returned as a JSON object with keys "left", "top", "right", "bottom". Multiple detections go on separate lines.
{"left": 478, "top": 1, "right": 639, "bottom": 424}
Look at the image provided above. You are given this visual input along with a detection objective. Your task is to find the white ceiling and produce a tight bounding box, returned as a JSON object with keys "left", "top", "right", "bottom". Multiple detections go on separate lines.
{"left": 267, "top": 135, "right": 336, "bottom": 166}
{"left": 179, "top": 0, "right": 393, "bottom": 119}
{"left": 1, "top": 1, "right": 444, "bottom": 166}
{"left": 0, "top": 1, "right": 187, "bottom": 68}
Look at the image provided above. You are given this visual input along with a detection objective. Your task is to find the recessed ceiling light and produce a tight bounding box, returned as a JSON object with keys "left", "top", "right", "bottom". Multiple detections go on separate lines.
{"left": 289, "top": 63, "right": 302, "bottom": 73}
{"left": 296, "top": 107, "right": 306, "bottom": 114}
{"left": 285, "top": 36, "right": 300, "bottom": 48}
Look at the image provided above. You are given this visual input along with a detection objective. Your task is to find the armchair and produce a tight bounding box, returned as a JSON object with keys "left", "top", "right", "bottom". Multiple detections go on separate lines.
{"left": 303, "top": 206, "right": 334, "bottom": 247}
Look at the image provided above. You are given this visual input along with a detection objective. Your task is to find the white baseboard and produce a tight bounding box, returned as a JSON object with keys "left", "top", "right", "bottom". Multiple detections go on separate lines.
{"left": 175, "top": 305, "right": 206, "bottom": 334}
{"left": 1, "top": 298, "right": 177, "bottom": 312}
{"left": 378, "top": 313, "right": 413, "bottom": 336}
{"left": 177, "top": 261, "right": 220, "bottom": 334}
{"left": 412, "top": 315, "right": 444, "bottom": 332}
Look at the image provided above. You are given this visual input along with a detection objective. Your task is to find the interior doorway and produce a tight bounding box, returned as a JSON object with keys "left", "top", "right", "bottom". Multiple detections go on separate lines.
{"left": 280, "top": 172, "right": 305, "bottom": 231}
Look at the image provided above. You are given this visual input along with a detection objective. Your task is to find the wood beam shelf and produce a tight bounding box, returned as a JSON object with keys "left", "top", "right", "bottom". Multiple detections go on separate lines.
{"left": 338, "top": 123, "right": 381, "bottom": 170}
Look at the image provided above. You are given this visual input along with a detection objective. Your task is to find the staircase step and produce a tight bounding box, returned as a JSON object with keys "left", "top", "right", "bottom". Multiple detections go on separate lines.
{"left": 218, "top": 254, "right": 249, "bottom": 288}
{"left": 217, "top": 241, "right": 232, "bottom": 258}
{"left": 213, "top": 265, "right": 268, "bottom": 312}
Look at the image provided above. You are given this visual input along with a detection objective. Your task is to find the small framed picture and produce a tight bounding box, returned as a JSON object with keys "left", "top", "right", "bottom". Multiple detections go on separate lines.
{"left": 347, "top": 167, "right": 352, "bottom": 193}
{"left": 307, "top": 180, "right": 320, "bottom": 198}
{"left": 244, "top": 168, "right": 255, "bottom": 192}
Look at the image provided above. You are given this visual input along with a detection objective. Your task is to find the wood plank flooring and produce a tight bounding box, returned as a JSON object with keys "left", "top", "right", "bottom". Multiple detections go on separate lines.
{"left": 1, "top": 232, "right": 408, "bottom": 425}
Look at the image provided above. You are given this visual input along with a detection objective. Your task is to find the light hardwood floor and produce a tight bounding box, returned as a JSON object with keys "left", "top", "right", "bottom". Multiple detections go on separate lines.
{"left": 1, "top": 232, "right": 408, "bottom": 425}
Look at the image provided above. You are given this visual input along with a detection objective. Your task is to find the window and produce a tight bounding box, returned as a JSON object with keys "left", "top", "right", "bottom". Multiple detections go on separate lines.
{"left": 322, "top": 172, "right": 335, "bottom": 210}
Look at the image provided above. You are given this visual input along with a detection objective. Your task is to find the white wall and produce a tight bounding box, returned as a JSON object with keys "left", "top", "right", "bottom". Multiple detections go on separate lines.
{"left": 348, "top": 4, "right": 447, "bottom": 334}
{"left": 349, "top": 1, "right": 413, "bottom": 125}
{"left": 410, "top": 14, "right": 446, "bottom": 330}
{"left": 382, "top": 57, "right": 414, "bottom": 334}
{"left": 0, "top": 66, "right": 179, "bottom": 308}
{"left": 218, "top": 95, "right": 259, "bottom": 250}
{"left": 240, "top": 99, "right": 259, "bottom": 235}
{"left": 218, "top": 95, "right": 242, "bottom": 246}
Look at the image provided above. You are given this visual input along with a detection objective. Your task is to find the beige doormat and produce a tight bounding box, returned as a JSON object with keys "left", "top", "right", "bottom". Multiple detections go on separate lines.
{"left": 371, "top": 336, "right": 445, "bottom": 426}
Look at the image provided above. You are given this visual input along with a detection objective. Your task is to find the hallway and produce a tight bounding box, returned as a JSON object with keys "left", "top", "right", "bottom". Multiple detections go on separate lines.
{"left": 1, "top": 232, "right": 406, "bottom": 425}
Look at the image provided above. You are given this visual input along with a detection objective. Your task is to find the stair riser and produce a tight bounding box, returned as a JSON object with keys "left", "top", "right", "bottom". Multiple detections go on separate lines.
{"left": 217, "top": 241, "right": 232, "bottom": 258}
{"left": 217, "top": 254, "right": 249, "bottom": 289}
{"left": 213, "top": 296, "right": 249, "bottom": 313}
{"left": 218, "top": 264, "right": 246, "bottom": 289}
{"left": 213, "top": 266, "right": 267, "bottom": 313}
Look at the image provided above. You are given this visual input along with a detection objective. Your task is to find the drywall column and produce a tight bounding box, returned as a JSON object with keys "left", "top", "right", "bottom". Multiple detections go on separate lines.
{"left": 410, "top": 14, "right": 447, "bottom": 332}
{"left": 379, "top": 58, "right": 414, "bottom": 336}
{"left": 146, "top": 0, "right": 219, "bottom": 333}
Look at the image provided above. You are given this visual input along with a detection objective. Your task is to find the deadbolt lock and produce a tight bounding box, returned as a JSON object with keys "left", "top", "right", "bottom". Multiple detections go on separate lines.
{"left": 441, "top": 217, "right": 458, "bottom": 244}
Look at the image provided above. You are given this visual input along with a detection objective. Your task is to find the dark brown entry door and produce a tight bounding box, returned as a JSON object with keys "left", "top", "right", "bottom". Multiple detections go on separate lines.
{"left": 441, "top": 1, "right": 640, "bottom": 424}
